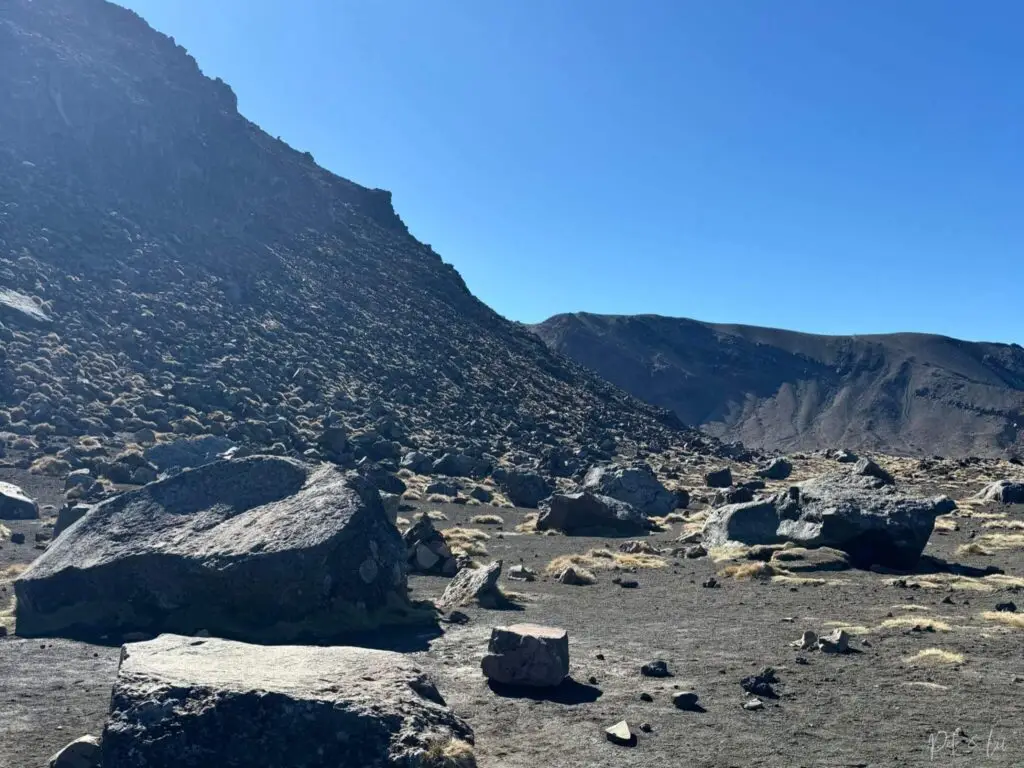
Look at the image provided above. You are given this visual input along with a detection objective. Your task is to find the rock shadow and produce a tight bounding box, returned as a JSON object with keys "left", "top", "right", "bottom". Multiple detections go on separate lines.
{"left": 487, "top": 677, "right": 603, "bottom": 705}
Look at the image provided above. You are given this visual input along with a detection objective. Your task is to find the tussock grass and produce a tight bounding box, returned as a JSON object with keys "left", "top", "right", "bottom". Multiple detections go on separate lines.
{"left": 515, "top": 513, "right": 538, "bottom": 533}
{"left": 718, "top": 562, "right": 786, "bottom": 581}
{"left": 442, "top": 528, "right": 490, "bottom": 558}
{"left": 0, "top": 523, "right": 10, "bottom": 541}
{"left": 975, "top": 533, "right": 1024, "bottom": 551}
{"left": 441, "top": 528, "right": 490, "bottom": 542}
{"left": 982, "top": 520, "right": 1024, "bottom": 530}
{"left": 0, "top": 563, "right": 28, "bottom": 581}
{"left": 980, "top": 611, "right": 1024, "bottom": 629}
{"left": 395, "top": 517, "right": 411, "bottom": 527}
{"left": 396, "top": 468, "right": 415, "bottom": 479}
{"left": 888, "top": 573, "right": 1024, "bottom": 593}
{"left": 933, "top": 516, "right": 959, "bottom": 532}
{"left": 771, "top": 574, "right": 826, "bottom": 586}
{"left": 557, "top": 566, "right": 597, "bottom": 585}
{"left": 402, "top": 491, "right": 422, "bottom": 502}
{"left": 956, "top": 542, "right": 994, "bottom": 557}
{"left": 545, "top": 549, "right": 666, "bottom": 577}
{"left": 822, "top": 621, "right": 870, "bottom": 635}
{"left": 30, "top": 455, "right": 71, "bottom": 476}
{"left": 892, "top": 604, "right": 933, "bottom": 612}
{"left": 877, "top": 616, "right": 952, "bottom": 632}
{"left": 982, "top": 574, "right": 1024, "bottom": 589}
{"left": 424, "top": 737, "right": 477, "bottom": 768}
{"left": 427, "top": 493, "right": 452, "bottom": 503}
{"left": 427, "top": 510, "right": 448, "bottom": 521}
{"left": 709, "top": 544, "right": 751, "bottom": 563}
{"left": 470, "top": 514, "right": 504, "bottom": 525}
{"left": 904, "top": 648, "right": 965, "bottom": 666}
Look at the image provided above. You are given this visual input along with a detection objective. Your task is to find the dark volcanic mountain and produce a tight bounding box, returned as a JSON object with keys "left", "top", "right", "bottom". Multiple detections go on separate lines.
{"left": 0, "top": 0, "right": 716, "bottom": 469}
{"left": 533, "top": 313, "right": 1024, "bottom": 458}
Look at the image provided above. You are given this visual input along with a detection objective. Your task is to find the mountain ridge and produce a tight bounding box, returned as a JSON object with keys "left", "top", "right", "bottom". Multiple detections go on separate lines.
{"left": 532, "top": 312, "right": 1024, "bottom": 458}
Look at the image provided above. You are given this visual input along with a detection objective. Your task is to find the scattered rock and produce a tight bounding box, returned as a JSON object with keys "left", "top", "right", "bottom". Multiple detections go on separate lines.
{"left": 557, "top": 566, "right": 594, "bottom": 586}
{"left": 684, "top": 544, "right": 707, "bottom": 559}
{"left": 743, "top": 698, "right": 764, "bottom": 711}
{"left": 492, "top": 467, "right": 552, "bottom": 508}
{"left": 704, "top": 467, "right": 733, "bottom": 488}
{"left": 0, "top": 481, "right": 38, "bottom": 520}
{"left": 537, "top": 491, "right": 653, "bottom": 536}
{"left": 481, "top": 624, "right": 570, "bottom": 688}
{"left": 757, "top": 457, "right": 793, "bottom": 481}
{"left": 817, "top": 628, "right": 850, "bottom": 654}
{"left": 507, "top": 564, "right": 536, "bottom": 582}
{"left": 605, "top": 720, "right": 636, "bottom": 747}
{"left": 974, "top": 480, "right": 1024, "bottom": 505}
{"left": 640, "top": 659, "right": 672, "bottom": 678}
{"left": 10, "top": 531, "right": 25, "bottom": 545}
{"left": 616, "top": 578, "right": 639, "bottom": 589}
{"left": 995, "top": 601, "right": 1017, "bottom": 613}
{"left": 582, "top": 463, "right": 676, "bottom": 516}
{"left": 672, "top": 691, "right": 700, "bottom": 711}
{"left": 15, "top": 457, "right": 410, "bottom": 642}
{"left": 853, "top": 457, "right": 895, "bottom": 486}
{"left": 403, "top": 512, "right": 458, "bottom": 576}
{"left": 792, "top": 630, "right": 818, "bottom": 651}
{"left": 713, "top": 486, "right": 754, "bottom": 506}
{"left": 438, "top": 560, "right": 503, "bottom": 610}
{"left": 701, "top": 577, "right": 719, "bottom": 588}
{"left": 702, "top": 501, "right": 781, "bottom": 549}
{"left": 740, "top": 667, "right": 778, "bottom": 698}
{"left": 52, "top": 504, "right": 90, "bottom": 539}
{"left": 618, "top": 539, "right": 661, "bottom": 555}
{"left": 639, "top": 692, "right": 653, "bottom": 702}
{"left": 47, "top": 735, "right": 101, "bottom": 768}
{"left": 100, "top": 634, "right": 472, "bottom": 767}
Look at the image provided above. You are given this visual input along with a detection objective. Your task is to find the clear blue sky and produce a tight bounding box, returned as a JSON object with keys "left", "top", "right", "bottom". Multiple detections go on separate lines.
{"left": 118, "top": 1, "right": 1023, "bottom": 343}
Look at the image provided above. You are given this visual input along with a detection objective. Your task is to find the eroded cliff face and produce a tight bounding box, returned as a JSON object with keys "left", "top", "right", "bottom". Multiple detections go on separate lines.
{"left": 0, "top": 0, "right": 712, "bottom": 466}
{"left": 534, "top": 312, "right": 1024, "bottom": 458}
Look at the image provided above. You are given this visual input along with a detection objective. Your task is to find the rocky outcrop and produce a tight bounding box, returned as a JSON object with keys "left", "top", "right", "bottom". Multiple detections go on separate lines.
{"left": 101, "top": 634, "right": 473, "bottom": 768}
{"left": 702, "top": 471, "right": 955, "bottom": 569}
{"left": 14, "top": 457, "right": 410, "bottom": 642}
{"left": 492, "top": 467, "right": 552, "bottom": 508}
{"left": 581, "top": 464, "right": 675, "bottom": 516}
{"left": 0, "top": 481, "right": 37, "bottom": 519}
{"left": 537, "top": 492, "right": 653, "bottom": 536}
{"left": 0, "top": 0, "right": 716, "bottom": 477}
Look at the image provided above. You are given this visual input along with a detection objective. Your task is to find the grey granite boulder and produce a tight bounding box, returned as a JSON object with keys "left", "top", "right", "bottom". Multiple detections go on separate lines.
{"left": 702, "top": 501, "right": 782, "bottom": 549}
{"left": 142, "top": 435, "right": 235, "bottom": 472}
{"left": 492, "top": 466, "right": 552, "bottom": 508}
{"left": 15, "top": 457, "right": 409, "bottom": 642}
{"left": 101, "top": 634, "right": 473, "bottom": 768}
{"left": 756, "top": 457, "right": 792, "bottom": 481}
{"left": 481, "top": 624, "right": 569, "bottom": 688}
{"left": 538, "top": 491, "right": 653, "bottom": 536}
{"left": 438, "top": 560, "right": 503, "bottom": 609}
{"left": 0, "top": 481, "right": 38, "bottom": 520}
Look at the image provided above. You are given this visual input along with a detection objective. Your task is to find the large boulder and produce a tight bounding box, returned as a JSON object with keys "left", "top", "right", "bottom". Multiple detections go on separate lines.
{"left": 402, "top": 513, "right": 458, "bottom": 576}
{"left": 52, "top": 503, "right": 90, "bottom": 538}
{"left": 432, "top": 453, "right": 489, "bottom": 479}
{"left": 400, "top": 451, "right": 433, "bottom": 474}
{"left": 438, "top": 560, "right": 503, "bottom": 609}
{"left": 15, "top": 457, "right": 410, "bottom": 642}
{"left": 481, "top": 624, "right": 569, "bottom": 688}
{"left": 974, "top": 480, "right": 1024, "bottom": 505}
{"left": 48, "top": 735, "right": 101, "bottom": 768}
{"left": 702, "top": 472, "right": 955, "bottom": 569}
{"left": 0, "top": 481, "right": 38, "bottom": 519}
{"left": 756, "top": 458, "right": 792, "bottom": 481}
{"left": 537, "top": 491, "right": 653, "bottom": 536}
{"left": 704, "top": 467, "right": 733, "bottom": 488}
{"left": 101, "top": 634, "right": 473, "bottom": 768}
{"left": 142, "top": 435, "right": 235, "bottom": 473}
{"left": 582, "top": 463, "right": 675, "bottom": 516}
{"left": 492, "top": 467, "right": 552, "bottom": 508}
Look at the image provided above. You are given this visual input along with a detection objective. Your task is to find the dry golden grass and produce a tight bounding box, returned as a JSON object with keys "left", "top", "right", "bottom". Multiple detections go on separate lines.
{"left": 0, "top": 563, "right": 28, "bottom": 581}
{"left": 545, "top": 549, "right": 666, "bottom": 576}
{"left": 395, "top": 517, "right": 411, "bottom": 527}
{"left": 29, "top": 455, "right": 72, "bottom": 476}
{"left": 982, "top": 520, "right": 1024, "bottom": 530}
{"left": 903, "top": 681, "right": 949, "bottom": 691}
{"left": 396, "top": 468, "right": 415, "bottom": 479}
{"left": 427, "top": 510, "right": 448, "bottom": 521}
{"left": 892, "top": 604, "right": 932, "bottom": 612}
{"left": 771, "top": 574, "right": 827, "bottom": 586}
{"left": 956, "top": 542, "right": 994, "bottom": 557}
{"left": 427, "top": 493, "right": 452, "bottom": 503}
{"left": 933, "top": 516, "right": 959, "bottom": 532}
{"left": 976, "top": 533, "right": 1024, "bottom": 551}
{"left": 709, "top": 544, "right": 751, "bottom": 563}
{"left": 470, "top": 514, "right": 504, "bottom": 525}
{"left": 515, "top": 513, "right": 539, "bottom": 533}
{"left": 980, "top": 611, "right": 1024, "bottom": 629}
{"left": 822, "top": 621, "right": 870, "bottom": 635}
{"left": 402, "top": 491, "right": 422, "bottom": 502}
{"left": 904, "top": 648, "right": 965, "bottom": 666}
{"left": 0, "top": 523, "right": 9, "bottom": 542}
{"left": 718, "top": 562, "right": 786, "bottom": 581}
{"left": 442, "top": 528, "right": 490, "bottom": 558}
{"left": 441, "top": 528, "right": 490, "bottom": 542}
{"left": 888, "top": 572, "right": 1024, "bottom": 593}
{"left": 424, "top": 737, "right": 477, "bottom": 768}
{"left": 557, "top": 566, "right": 597, "bottom": 585}
{"left": 877, "top": 616, "right": 952, "bottom": 632}
{"left": 466, "top": 498, "right": 481, "bottom": 507}
{"left": 982, "top": 573, "right": 1024, "bottom": 589}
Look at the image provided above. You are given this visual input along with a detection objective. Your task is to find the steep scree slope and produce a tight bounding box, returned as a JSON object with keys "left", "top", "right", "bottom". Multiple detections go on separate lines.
{"left": 0, "top": 0, "right": 711, "bottom": 465}
{"left": 533, "top": 313, "right": 1024, "bottom": 458}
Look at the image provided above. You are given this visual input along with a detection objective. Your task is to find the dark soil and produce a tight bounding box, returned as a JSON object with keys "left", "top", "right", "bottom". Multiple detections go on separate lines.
{"left": 3, "top": 472, "right": 1024, "bottom": 767}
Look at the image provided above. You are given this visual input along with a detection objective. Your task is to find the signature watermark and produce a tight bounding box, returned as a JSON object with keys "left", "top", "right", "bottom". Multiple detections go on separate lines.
{"left": 929, "top": 727, "right": 1009, "bottom": 760}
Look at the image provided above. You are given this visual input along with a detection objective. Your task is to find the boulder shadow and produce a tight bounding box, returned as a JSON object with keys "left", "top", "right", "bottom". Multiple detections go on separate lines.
{"left": 487, "top": 677, "right": 603, "bottom": 705}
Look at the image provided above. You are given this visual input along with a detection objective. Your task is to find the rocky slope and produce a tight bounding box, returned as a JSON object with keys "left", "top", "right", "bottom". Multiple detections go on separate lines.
{"left": 533, "top": 313, "right": 1024, "bottom": 458}
{"left": 0, "top": 0, "right": 721, "bottom": 470}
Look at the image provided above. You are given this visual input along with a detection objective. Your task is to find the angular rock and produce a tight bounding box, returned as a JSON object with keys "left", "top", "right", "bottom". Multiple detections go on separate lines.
{"left": 640, "top": 659, "right": 672, "bottom": 678}
{"left": 64, "top": 469, "right": 95, "bottom": 492}
{"left": 433, "top": 453, "right": 487, "bottom": 479}
{"left": 605, "top": 721, "right": 636, "bottom": 747}
{"left": 0, "top": 481, "right": 38, "bottom": 520}
{"left": 582, "top": 464, "right": 675, "bottom": 516}
{"left": 538, "top": 491, "right": 652, "bottom": 536}
{"left": 15, "top": 457, "right": 409, "bottom": 642}
{"left": 48, "top": 735, "right": 101, "bottom": 768}
{"left": 974, "top": 480, "right": 1024, "bottom": 505}
{"left": 701, "top": 501, "right": 782, "bottom": 549}
{"left": 853, "top": 457, "right": 894, "bottom": 486}
{"left": 817, "top": 628, "right": 849, "bottom": 653}
{"left": 402, "top": 513, "right": 458, "bottom": 575}
{"left": 757, "top": 457, "right": 792, "bottom": 481}
{"left": 143, "top": 435, "right": 235, "bottom": 473}
{"left": 793, "top": 630, "right": 818, "bottom": 651}
{"left": 481, "top": 623, "right": 569, "bottom": 688}
{"left": 704, "top": 467, "right": 733, "bottom": 488}
{"left": 400, "top": 451, "right": 433, "bottom": 474}
{"left": 672, "top": 691, "right": 700, "bottom": 711}
{"left": 556, "top": 565, "right": 593, "bottom": 586}
{"left": 379, "top": 491, "right": 400, "bottom": 525}
{"left": 507, "top": 564, "right": 536, "bottom": 582}
{"left": 492, "top": 467, "right": 552, "bottom": 508}
{"left": 438, "top": 560, "right": 502, "bottom": 609}
{"left": 101, "top": 634, "right": 472, "bottom": 768}
{"left": 426, "top": 479, "right": 460, "bottom": 497}
{"left": 52, "top": 503, "right": 91, "bottom": 538}
{"left": 712, "top": 486, "right": 754, "bottom": 506}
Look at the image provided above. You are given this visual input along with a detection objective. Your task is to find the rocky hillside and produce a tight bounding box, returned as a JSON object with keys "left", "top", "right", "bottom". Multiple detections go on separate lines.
{"left": 0, "top": 0, "right": 723, "bottom": 469}
{"left": 533, "top": 313, "right": 1024, "bottom": 458}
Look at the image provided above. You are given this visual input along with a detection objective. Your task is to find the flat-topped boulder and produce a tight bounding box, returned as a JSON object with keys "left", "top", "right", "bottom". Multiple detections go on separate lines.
{"left": 482, "top": 624, "right": 570, "bottom": 688}
{"left": 101, "top": 634, "right": 473, "bottom": 768}
{"left": 15, "top": 456, "right": 411, "bottom": 642}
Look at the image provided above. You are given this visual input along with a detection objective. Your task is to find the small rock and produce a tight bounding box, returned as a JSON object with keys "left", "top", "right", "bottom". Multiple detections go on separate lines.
{"left": 743, "top": 698, "right": 764, "bottom": 711}
{"left": 587, "top": 675, "right": 598, "bottom": 685}
{"left": 684, "top": 545, "right": 707, "bottom": 559}
{"left": 741, "top": 667, "right": 778, "bottom": 698}
{"left": 817, "top": 628, "right": 850, "bottom": 654}
{"left": 640, "top": 659, "right": 672, "bottom": 678}
{"left": 557, "top": 566, "right": 593, "bottom": 586}
{"left": 438, "top": 560, "right": 503, "bottom": 609}
{"left": 617, "top": 578, "right": 639, "bottom": 589}
{"left": 10, "top": 531, "right": 25, "bottom": 545}
{"left": 639, "top": 692, "right": 653, "bottom": 702}
{"left": 507, "top": 564, "right": 537, "bottom": 582}
{"left": 792, "top": 630, "right": 818, "bottom": 651}
{"left": 995, "top": 601, "right": 1017, "bottom": 613}
{"left": 639, "top": 722, "right": 653, "bottom": 733}
{"left": 704, "top": 467, "right": 733, "bottom": 488}
{"left": 47, "top": 735, "right": 101, "bottom": 768}
{"left": 701, "top": 577, "right": 719, "bottom": 588}
{"left": 672, "top": 690, "right": 700, "bottom": 710}
{"left": 605, "top": 720, "right": 636, "bottom": 747}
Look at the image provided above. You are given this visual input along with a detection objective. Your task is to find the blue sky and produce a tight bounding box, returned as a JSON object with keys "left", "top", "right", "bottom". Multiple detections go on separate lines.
{"left": 119, "top": 1, "right": 1023, "bottom": 342}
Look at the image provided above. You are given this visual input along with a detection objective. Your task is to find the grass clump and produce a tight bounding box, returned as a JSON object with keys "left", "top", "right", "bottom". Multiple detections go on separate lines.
{"left": 980, "top": 611, "right": 1024, "bottom": 629}
{"left": 423, "top": 737, "right": 477, "bottom": 768}
{"left": 877, "top": 616, "right": 952, "bottom": 632}
{"left": 718, "top": 561, "right": 787, "bottom": 581}
{"left": 442, "top": 528, "right": 490, "bottom": 558}
{"left": 30, "top": 455, "right": 72, "bottom": 476}
{"left": 545, "top": 548, "right": 666, "bottom": 576}
{"left": 515, "top": 513, "right": 539, "bottom": 533}
{"left": 426, "top": 510, "right": 448, "bottom": 521}
{"left": 427, "top": 493, "right": 451, "bottom": 503}
{"left": 904, "top": 648, "right": 965, "bottom": 666}
{"left": 471, "top": 514, "right": 503, "bottom": 525}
